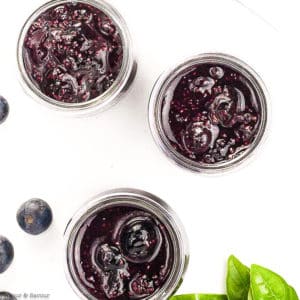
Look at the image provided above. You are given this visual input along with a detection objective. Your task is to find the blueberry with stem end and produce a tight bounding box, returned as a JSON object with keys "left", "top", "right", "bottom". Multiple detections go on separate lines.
{"left": 0, "top": 292, "right": 17, "bottom": 300}
{"left": 0, "top": 96, "right": 9, "bottom": 124}
{"left": 0, "top": 236, "right": 14, "bottom": 274}
{"left": 17, "top": 199, "right": 53, "bottom": 235}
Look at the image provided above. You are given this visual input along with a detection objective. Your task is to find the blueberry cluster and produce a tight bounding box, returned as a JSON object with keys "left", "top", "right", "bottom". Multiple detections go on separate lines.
{"left": 23, "top": 3, "right": 123, "bottom": 103}
{"left": 0, "top": 199, "right": 53, "bottom": 297}
{"left": 88, "top": 214, "right": 163, "bottom": 299}
{"left": 163, "top": 64, "right": 261, "bottom": 165}
{"left": 73, "top": 206, "right": 173, "bottom": 299}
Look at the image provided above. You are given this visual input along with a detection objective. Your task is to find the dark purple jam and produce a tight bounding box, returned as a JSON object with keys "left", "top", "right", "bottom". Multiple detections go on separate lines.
{"left": 161, "top": 63, "right": 262, "bottom": 165}
{"left": 72, "top": 205, "right": 174, "bottom": 299}
{"left": 22, "top": 2, "right": 123, "bottom": 103}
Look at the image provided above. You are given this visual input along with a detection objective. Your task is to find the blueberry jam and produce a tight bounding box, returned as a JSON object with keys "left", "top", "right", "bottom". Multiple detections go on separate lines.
{"left": 72, "top": 205, "right": 174, "bottom": 299}
{"left": 161, "top": 63, "right": 263, "bottom": 165}
{"left": 22, "top": 2, "right": 123, "bottom": 103}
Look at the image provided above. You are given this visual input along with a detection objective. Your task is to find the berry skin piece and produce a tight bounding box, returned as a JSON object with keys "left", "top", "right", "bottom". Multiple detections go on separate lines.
{"left": 0, "top": 292, "right": 17, "bottom": 300}
{"left": 0, "top": 96, "right": 9, "bottom": 124}
{"left": 17, "top": 199, "right": 53, "bottom": 235}
{"left": 0, "top": 236, "right": 14, "bottom": 274}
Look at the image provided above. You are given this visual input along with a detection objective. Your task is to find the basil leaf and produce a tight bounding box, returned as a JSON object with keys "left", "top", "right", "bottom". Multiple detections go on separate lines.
{"left": 248, "top": 290, "right": 253, "bottom": 300}
{"left": 250, "top": 264, "right": 289, "bottom": 300}
{"left": 199, "top": 296, "right": 228, "bottom": 300}
{"left": 226, "top": 255, "right": 250, "bottom": 300}
{"left": 170, "top": 295, "right": 227, "bottom": 300}
{"left": 288, "top": 286, "right": 299, "bottom": 300}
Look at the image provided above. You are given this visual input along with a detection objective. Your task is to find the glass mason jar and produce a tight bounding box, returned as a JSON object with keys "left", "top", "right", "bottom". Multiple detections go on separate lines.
{"left": 64, "top": 188, "right": 189, "bottom": 300}
{"left": 17, "top": 0, "right": 136, "bottom": 116}
{"left": 149, "top": 53, "right": 268, "bottom": 173}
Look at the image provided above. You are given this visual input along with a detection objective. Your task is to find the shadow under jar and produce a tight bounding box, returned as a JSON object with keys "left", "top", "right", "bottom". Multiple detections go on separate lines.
{"left": 64, "top": 189, "right": 189, "bottom": 300}
{"left": 17, "top": 0, "right": 136, "bottom": 115}
{"left": 149, "top": 53, "right": 268, "bottom": 173}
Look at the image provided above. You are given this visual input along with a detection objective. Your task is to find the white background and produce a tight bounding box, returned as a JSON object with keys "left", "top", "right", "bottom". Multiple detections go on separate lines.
{"left": 1, "top": 0, "right": 300, "bottom": 298}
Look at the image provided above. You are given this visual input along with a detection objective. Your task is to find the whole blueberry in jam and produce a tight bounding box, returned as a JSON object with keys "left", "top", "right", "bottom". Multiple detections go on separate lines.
{"left": 22, "top": 2, "right": 123, "bottom": 103}
{"left": 0, "top": 236, "right": 14, "bottom": 274}
{"left": 72, "top": 206, "right": 174, "bottom": 299}
{"left": 159, "top": 60, "right": 266, "bottom": 169}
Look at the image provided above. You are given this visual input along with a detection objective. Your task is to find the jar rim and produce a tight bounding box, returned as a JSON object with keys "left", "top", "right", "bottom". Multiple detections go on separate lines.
{"left": 149, "top": 53, "right": 269, "bottom": 173}
{"left": 64, "top": 188, "right": 189, "bottom": 300}
{"left": 17, "top": 0, "right": 135, "bottom": 113}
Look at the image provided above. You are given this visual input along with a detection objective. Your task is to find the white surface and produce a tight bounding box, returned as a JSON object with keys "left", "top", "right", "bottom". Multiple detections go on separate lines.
{"left": 0, "top": 0, "right": 300, "bottom": 298}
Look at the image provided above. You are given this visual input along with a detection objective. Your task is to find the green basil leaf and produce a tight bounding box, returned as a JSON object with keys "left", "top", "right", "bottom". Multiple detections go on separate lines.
{"left": 226, "top": 255, "right": 250, "bottom": 300}
{"left": 170, "top": 294, "right": 228, "bottom": 300}
{"left": 250, "top": 264, "right": 289, "bottom": 300}
{"left": 288, "top": 286, "right": 299, "bottom": 300}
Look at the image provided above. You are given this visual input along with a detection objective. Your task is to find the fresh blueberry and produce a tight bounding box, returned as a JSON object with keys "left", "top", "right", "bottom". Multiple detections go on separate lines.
{"left": 17, "top": 199, "right": 53, "bottom": 235}
{"left": 0, "top": 96, "right": 9, "bottom": 124}
{"left": 0, "top": 236, "right": 14, "bottom": 274}
{"left": 0, "top": 292, "right": 16, "bottom": 300}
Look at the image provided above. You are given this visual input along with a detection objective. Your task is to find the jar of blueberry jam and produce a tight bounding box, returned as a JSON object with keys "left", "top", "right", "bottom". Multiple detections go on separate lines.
{"left": 149, "top": 53, "right": 268, "bottom": 172}
{"left": 64, "top": 189, "right": 189, "bottom": 300}
{"left": 17, "top": 0, "right": 136, "bottom": 114}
